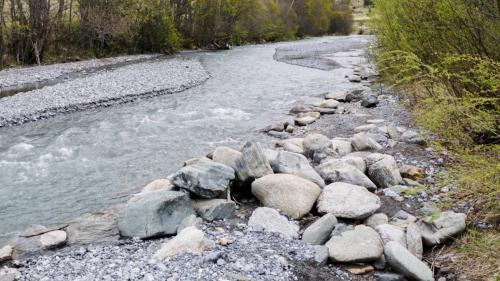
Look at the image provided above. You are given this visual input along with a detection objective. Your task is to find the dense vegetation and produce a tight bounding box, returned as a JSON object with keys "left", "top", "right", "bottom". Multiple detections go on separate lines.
{"left": 0, "top": 0, "right": 353, "bottom": 67}
{"left": 371, "top": 0, "right": 499, "bottom": 279}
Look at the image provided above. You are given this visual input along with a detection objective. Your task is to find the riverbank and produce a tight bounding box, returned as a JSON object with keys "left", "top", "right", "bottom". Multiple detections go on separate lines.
{"left": 0, "top": 37, "right": 469, "bottom": 280}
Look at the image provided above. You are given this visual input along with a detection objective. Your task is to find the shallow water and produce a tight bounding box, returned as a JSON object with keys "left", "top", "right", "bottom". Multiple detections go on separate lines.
{"left": 0, "top": 35, "right": 371, "bottom": 244}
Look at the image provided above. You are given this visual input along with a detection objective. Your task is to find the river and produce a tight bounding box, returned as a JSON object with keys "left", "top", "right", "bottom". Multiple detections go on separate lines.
{"left": 0, "top": 35, "right": 371, "bottom": 244}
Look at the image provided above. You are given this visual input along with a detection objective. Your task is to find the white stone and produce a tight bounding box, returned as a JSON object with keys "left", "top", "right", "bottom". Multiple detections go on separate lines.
{"left": 248, "top": 207, "right": 299, "bottom": 239}
{"left": 40, "top": 230, "right": 67, "bottom": 248}
{"left": 325, "top": 225, "right": 383, "bottom": 263}
{"left": 384, "top": 241, "right": 434, "bottom": 281}
{"left": 153, "top": 227, "right": 208, "bottom": 259}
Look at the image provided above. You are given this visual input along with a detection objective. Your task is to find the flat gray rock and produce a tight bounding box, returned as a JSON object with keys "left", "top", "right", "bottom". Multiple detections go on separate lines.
{"left": 117, "top": 191, "right": 194, "bottom": 239}
{"left": 406, "top": 222, "right": 423, "bottom": 259}
{"left": 375, "top": 224, "right": 406, "bottom": 247}
{"left": 66, "top": 205, "right": 121, "bottom": 244}
{"left": 193, "top": 199, "right": 236, "bottom": 222}
{"left": 248, "top": 207, "right": 299, "bottom": 239}
{"left": 325, "top": 225, "right": 383, "bottom": 263}
{"left": 384, "top": 241, "right": 434, "bottom": 281}
{"left": 274, "top": 151, "right": 325, "bottom": 187}
{"left": 317, "top": 182, "right": 380, "bottom": 219}
{"left": 252, "top": 174, "right": 321, "bottom": 219}
{"left": 173, "top": 159, "right": 235, "bottom": 198}
{"left": 302, "top": 214, "right": 338, "bottom": 245}
{"left": 316, "top": 159, "right": 377, "bottom": 191}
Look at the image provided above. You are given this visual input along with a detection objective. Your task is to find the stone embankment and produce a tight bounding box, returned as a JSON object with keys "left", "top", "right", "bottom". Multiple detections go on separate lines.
{"left": 0, "top": 62, "right": 467, "bottom": 281}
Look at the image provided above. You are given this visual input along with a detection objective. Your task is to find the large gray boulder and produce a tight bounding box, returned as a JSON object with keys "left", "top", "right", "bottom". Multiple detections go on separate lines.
{"left": 173, "top": 159, "right": 235, "bottom": 198}
{"left": 302, "top": 214, "right": 338, "bottom": 245}
{"left": 252, "top": 174, "right": 321, "bottom": 219}
{"left": 351, "top": 132, "right": 383, "bottom": 151}
{"left": 212, "top": 146, "right": 242, "bottom": 170}
{"left": 417, "top": 211, "right": 467, "bottom": 246}
{"left": 248, "top": 207, "right": 299, "bottom": 239}
{"left": 325, "top": 225, "right": 383, "bottom": 263}
{"left": 303, "top": 133, "right": 334, "bottom": 163}
{"left": 193, "top": 199, "right": 236, "bottom": 222}
{"left": 384, "top": 241, "right": 434, "bottom": 281}
{"left": 66, "top": 204, "right": 121, "bottom": 244}
{"left": 317, "top": 182, "right": 380, "bottom": 219}
{"left": 274, "top": 151, "right": 325, "bottom": 187}
{"left": 235, "top": 142, "right": 273, "bottom": 182}
{"left": 316, "top": 159, "right": 377, "bottom": 191}
{"left": 117, "top": 191, "right": 194, "bottom": 239}
{"left": 367, "top": 154, "right": 403, "bottom": 188}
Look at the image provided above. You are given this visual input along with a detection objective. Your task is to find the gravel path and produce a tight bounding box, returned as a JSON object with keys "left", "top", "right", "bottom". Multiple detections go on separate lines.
{"left": 0, "top": 58, "right": 209, "bottom": 127}
{"left": 0, "top": 54, "right": 159, "bottom": 89}
{"left": 15, "top": 221, "right": 354, "bottom": 281}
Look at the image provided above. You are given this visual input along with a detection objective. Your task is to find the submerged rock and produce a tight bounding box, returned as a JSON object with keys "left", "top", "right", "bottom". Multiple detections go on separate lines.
{"left": 252, "top": 174, "right": 321, "bottom": 219}
{"left": 117, "top": 191, "right": 194, "bottom": 239}
{"left": 247, "top": 207, "right": 299, "bottom": 239}
{"left": 317, "top": 182, "right": 381, "bottom": 219}
{"left": 325, "top": 225, "right": 383, "bottom": 263}
{"left": 173, "top": 159, "right": 235, "bottom": 198}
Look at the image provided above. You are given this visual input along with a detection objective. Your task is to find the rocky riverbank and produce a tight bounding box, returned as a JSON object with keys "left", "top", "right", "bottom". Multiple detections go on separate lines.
{"left": 0, "top": 44, "right": 468, "bottom": 281}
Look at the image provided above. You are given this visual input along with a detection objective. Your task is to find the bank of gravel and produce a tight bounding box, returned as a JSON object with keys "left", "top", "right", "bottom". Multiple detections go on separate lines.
{"left": 0, "top": 58, "right": 209, "bottom": 127}
{"left": 0, "top": 54, "right": 159, "bottom": 89}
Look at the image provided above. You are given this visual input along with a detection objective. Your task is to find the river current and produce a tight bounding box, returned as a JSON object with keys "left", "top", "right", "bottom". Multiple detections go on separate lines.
{"left": 0, "top": 35, "right": 370, "bottom": 244}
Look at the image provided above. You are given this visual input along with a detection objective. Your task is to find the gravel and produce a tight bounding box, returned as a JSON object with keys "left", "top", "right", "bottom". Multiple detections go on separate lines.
{"left": 14, "top": 221, "right": 353, "bottom": 281}
{"left": 0, "top": 57, "right": 209, "bottom": 127}
{"left": 0, "top": 54, "right": 159, "bottom": 89}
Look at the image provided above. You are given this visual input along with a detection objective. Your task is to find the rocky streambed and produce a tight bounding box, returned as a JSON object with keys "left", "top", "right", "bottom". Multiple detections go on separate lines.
{"left": 0, "top": 37, "right": 468, "bottom": 281}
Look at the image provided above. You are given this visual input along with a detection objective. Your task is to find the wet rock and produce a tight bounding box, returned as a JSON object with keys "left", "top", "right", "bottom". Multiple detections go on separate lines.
{"left": 325, "top": 91, "right": 347, "bottom": 101}
{"left": 173, "top": 159, "right": 235, "bottom": 198}
{"left": 313, "top": 245, "right": 329, "bottom": 266}
{"left": 316, "top": 159, "right": 377, "bottom": 190}
{"left": 0, "top": 245, "right": 13, "bottom": 263}
{"left": 367, "top": 154, "right": 403, "bottom": 188}
{"left": 354, "top": 124, "right": 377, "bottom": 133}
{"left": 117, "top": 191, "right": 194, "bottom": 239}
{"left": 417, "top": 211, "right": 467, "bottom": 246}
{"left": 384, "top": 241, "right": 434, "bottom": 281}
{"left": 313, "top": 107, "right": 337, "bottom": 115}
{"left": 40, "top": 230, "right": 67, "bottom": 249}
{"left": 141, "top": 179, "right": 174, "bottom": 193}
{"left": 365, "top": 213, "right": 389, "bottom": 229}
{"left": 295, "top": 116, "right": 316, "bottom": 126}
{"left": 325, "top": 225, "right": 383, "bottom": 263}
{"left": 235, "top": 142, "right": 274, "bottom": 183}
{"left": 303, "top": 133, "right": 334, "bottom": 163}
{"left": 331, "top": 138, "right": 352, "bottom": 156}
{"left": 399, "top": 165, "right": 425, "bottom": 180}
{"left": 193, "top": 199, "right": 236, "bottom": 222}
{"left": 302, "top": 214, "right": 338, "bottom": 245}
{"left": 400, "top": 130, "right": 425, "bottom": 145}
{"left": 153, "top": 227, "right": 209, "bottom": 259}
{"left": 289, "top": 105, "right": 312, "bottom": 114}
{"left": 261, "top": 122, "right": 285, "bottom": 133}
{"left": 317, "top": 182, "right": 381, "bottom": 219}
{"left": 319, "top": 99, "right": 340, "bottom": 109}
{"left": 212, "top": 146, "right": 242, "bottom": 170}
{"left": 252, "top": 174, "right": 321, "bottom": 219}
{"left": 177, "top": 214, "right": 202, "bottom": 233}
{"left": 406, "top": 223, "right": 423, "bottom": 259}
{"left": 361, "top": 95, "right": 379, "bottom": 108}
{"left": 352, "top": 132, "right": 383, "bottom": 151}
{"left": 274, "top": 151, "right": 325, "bottom": 187}
{"left": 375, "top": 224, "right": 406, "bottom": 247}
{"left": 66, "top": 205, "right": 121, "bottom": 244}
{"left": 247, "top": 207, "right": 299, "bottom": 239}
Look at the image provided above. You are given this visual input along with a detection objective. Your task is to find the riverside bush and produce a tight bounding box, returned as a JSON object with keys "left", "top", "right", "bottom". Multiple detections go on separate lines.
{"left": 371, "top": 1, "right": 499, "bottom": 278}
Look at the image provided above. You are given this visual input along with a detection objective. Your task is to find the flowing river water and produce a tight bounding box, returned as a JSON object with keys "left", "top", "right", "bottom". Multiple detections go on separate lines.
{"left": 0, "top": 35, "right": 371, "bottom": 244}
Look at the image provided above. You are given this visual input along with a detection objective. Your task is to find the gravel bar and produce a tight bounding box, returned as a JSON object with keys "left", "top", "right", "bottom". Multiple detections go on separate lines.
{"left": 0, "top": 54, "right": 160, "bottom": 89}
{"left": 0, "top": 57, "right": 209, "bottom": 127}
